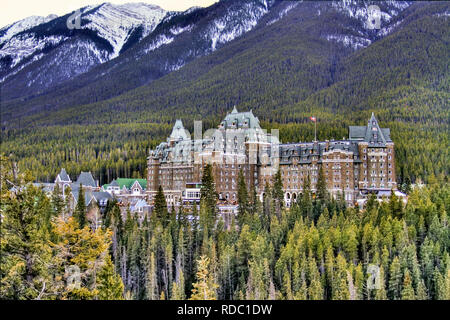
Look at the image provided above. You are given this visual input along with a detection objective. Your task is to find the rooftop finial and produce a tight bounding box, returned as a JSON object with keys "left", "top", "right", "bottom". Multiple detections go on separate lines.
{"left": 231, "top": 106, "right": 238, "bottom": 113}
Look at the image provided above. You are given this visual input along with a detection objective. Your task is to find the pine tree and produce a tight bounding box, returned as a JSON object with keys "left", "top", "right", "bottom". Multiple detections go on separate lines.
{"left": 301, "top": 175, "right": 313, "bottom": 221}
{"left": 200, "top": 164, "right": 217, "bottom": 233}
{"left": 52, "top": 216, "right": 113, "bottom": 299}
{"left": 444, "top": 268, "right": 450, "bottom": 300}
{"left": 272, "top": 169, "right": 284, "bottom": 218}
{"left": 97, "top": 255, "right": 125, "bottom": 300}
{"left": 200, "top": 164, "right": 217, "bottom": 209}
{"left": 171, "top": 270, "right": 186, "bottom": 300}
{"left": 0, "top": 184, "right": 53, "bottom": 299}
{"left": 237, "top": 169, "right": 249, "bottom": 227}
{"left": 316, "top": 165, "right": 328, "bottom": 203}
{"left": 51, "top": 184, "right": 64, "bottom": 217}
{"left": 146, "top": 252, "right": 159, "bottom": 300}
{"left": 74, "top": 184, "right": 87, "bottom": 229}
{"left": 190, "top": 255, "right": 218, "bottom": 300}
{"left": 401, "top": 270, "right": 415, "bottom": 300}
{"left": 154, "top": 185, "right": 168, "bottom": 224}
{"left": 374, "top": 266, "right": 388, "bottom": 300}
{"left": 388, "top": 256, "right": 402, "bottom": 299}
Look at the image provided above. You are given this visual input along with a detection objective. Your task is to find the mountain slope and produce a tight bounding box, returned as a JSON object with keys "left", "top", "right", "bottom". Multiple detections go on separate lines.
{"left": 0, "top": 1, "right": 448, "bottom": 185}
{"left": 0, "top": 2, "right": 167, "bottom": 98}
{"left": 1, "top": 0, "right": 416, "bottom": 125}
{"left": 1, "top": 0, "right": 277, "bottom": 118}
{"left": 0, "top": 14, "right": 58, "bottom": 46}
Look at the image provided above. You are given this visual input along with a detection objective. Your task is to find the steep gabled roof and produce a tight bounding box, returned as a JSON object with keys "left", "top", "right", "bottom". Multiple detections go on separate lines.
{"left": 92, "top": 192, "right": 113, "bottom": 202}
{"left": 75, "top": 172, "right": 97, "bottom": 188}
{"left": 364, "top": 113, "right": 387, "bottom": 145}
{"left": 349, "top": 113, "right": 391, "bottom": 146}
{"left": 72, "top": 187, "right": 94, "bottom": 206}
{"left": 56, "top": 168, "right": 71, "bottom": 182}
{"left": 169, "top": 119, "right": 190, "bottom": 141}
{"left": 221, "top": 107, "right": 261, "bottom": 129}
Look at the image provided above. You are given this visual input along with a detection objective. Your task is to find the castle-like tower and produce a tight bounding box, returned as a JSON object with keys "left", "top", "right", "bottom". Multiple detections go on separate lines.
{"left": 147, "top": 109, "right": 396, "bottom": 207}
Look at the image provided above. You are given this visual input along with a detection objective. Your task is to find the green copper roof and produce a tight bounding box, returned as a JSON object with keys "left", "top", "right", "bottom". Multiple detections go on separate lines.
{"left": 103, "top": 178, "right": 147, "bottom": 190}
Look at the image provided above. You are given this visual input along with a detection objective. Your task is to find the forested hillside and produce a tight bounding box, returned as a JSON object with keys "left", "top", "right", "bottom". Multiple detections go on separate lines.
{"left": 0, "top": 1, "right": 448, "bottom": 186}
{"left": 1, "top": 160, "right": 449, "bottom": 300}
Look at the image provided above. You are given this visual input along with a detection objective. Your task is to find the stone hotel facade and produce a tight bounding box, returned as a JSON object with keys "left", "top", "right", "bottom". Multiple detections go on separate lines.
{"left": 147, "top": 108, "right": 396, "bottom": 207}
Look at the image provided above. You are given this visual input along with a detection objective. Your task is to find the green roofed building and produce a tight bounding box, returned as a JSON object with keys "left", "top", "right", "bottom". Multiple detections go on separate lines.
{"left": 103, "top": 178, "right": 148, "bottom": 205}
{"left": 147, "top": 108, "right": 398, "bottom": 208}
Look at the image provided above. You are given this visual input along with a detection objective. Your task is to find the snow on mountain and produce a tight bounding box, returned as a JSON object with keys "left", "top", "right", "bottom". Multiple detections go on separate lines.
{"left": 0, "top": 14, "right": 58, "bottom": 46}
{"left": 0, "top": 0, "right": 419, "bottom": 103}
{"left": 141, "top": 0, "right": 272, "bottom": 71}
{"left": 207, "top": 0, "right": 270, "bottom": 51}
{"left": 322, "top": 1, "right": 412, "bottom": 50}
{"left": 331, "top": 0, "right": 411, "bottom": 26}
{"left": 325, "top": 34, "right": 372, "bottom": 50}
{"left": 266, "top": 1, "right": 300, "bottom": 26}
{"left": 144, "top": 34, "right": 175, "bottom": 54}
{"left": 1, "top": 34, "right": 67, "bottom": 68}
{"left": 24, "top": 38, "right": 111, "bottom": 89}
{"left": 82, "top": 2, "right": 167, "bottom": 58}
{"left": 0, "top": 2, "right": 167, "bottom": 74}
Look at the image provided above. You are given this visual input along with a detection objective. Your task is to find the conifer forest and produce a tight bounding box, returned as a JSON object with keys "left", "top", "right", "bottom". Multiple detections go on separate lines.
{"left": 1, "top": 160, "right": 449, "bottom": 300}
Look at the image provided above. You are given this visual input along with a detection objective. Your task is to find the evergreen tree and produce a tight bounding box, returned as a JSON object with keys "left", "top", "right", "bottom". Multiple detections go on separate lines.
{"left": 401, "top": 270, "right": 415, "bottom": 300}
{"left": 146, "top": 252, "right": 159, "bottom": 300}
{"left": 190, "top": 256, "right": 218, "bottom": 300}
{"left": 388, "top": 256, "right": 402, "bottom": 300}
{"left": 74, "top": 184, "right": 87, "bottom": 229}
{"left": 316, "top": 165, "right": 328, "bottom": 203}
{"left": 237, "top": 169, "right": 249, "bottom": 227}
{"left": 0, "top": 184, "right": 53, "bottom": 299}
{"left": 52, "top": 216, "right": 116, "bottom": 299}
{"left": 272, "top": 169, "right": 284, "bottom": 218}
{"left": 301, "top": 175, "right": 313, "bottom": 221}
{"left": 154, "top": 185, "right": 168, "bottom": 224}
{"left": 51, "top": 184, "right": 64, "bottom": 217}
{"left": 97, "top": 255, "right": 125, "bottom": 300}
{"left": 200, "top": 164, "right": 217, "bottom": 233}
